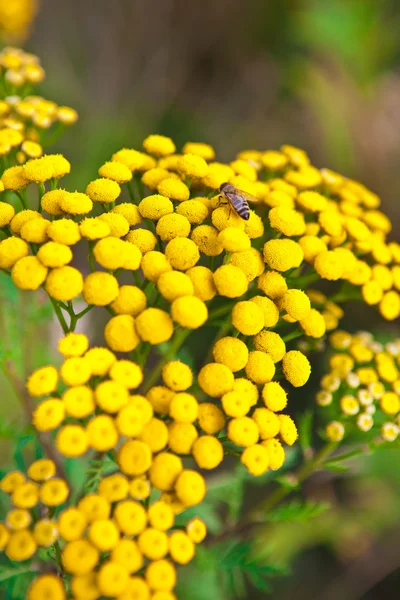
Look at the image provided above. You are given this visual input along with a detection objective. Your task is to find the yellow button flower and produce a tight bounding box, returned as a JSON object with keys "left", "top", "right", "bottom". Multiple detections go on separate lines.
{"left": 149, "top": 452, "right": 183, "bottom": 491}
{"left": 229, "top": 248, "right": 265, "bottom": 282}
{"left": 86, "top": 178, "right": 121, "bottom": 203}
{"left": 186, "top": 266, "right": 217, "bottom": 300}
{"left": 84, "top": 347, "right": 116, "bottom": 375}
{"left": 136, "top": 308, "right": 174, "bottom": 344}
{"left": 62, "top": 539, "right": 99, "bottom": 575}
{"left": 168, "top": 422, "right": 198, "bottom": 454}
{"left": 141, "top": 251, "right": 172, "bottom": 282}
{"left": 87, "top": 415, "right": 119, "bottom": 451}
{"left": 165, "top": 237, "right": 200, "bottom": 270}
{"left": 198, "top": 363, "right": 234, "bottom": 397}
{"left": 99, "top": 161, "right": 132, "bottom": 183}
{"left": 158, "top": 177, "right": 190, "bottom": 201}
{"left": 143, "top": 134, "right": 176, "bottom": 156}
{"left": 10, "top": 209, "right": 42, "bottom": 234}
{"left": 28, "top": 575, "right": 66, "bottom": 600}
{"left": 156, "top": 213, "right": 191, "bottom": 241}
{"left": 178, "top": 153, "right": 208, "bottom": 178}
{"left": 79, "top": 217, "right": 111, "bottom": 240}
{"left": 11, "top": 255, "right": 47, "bottom": 292}
{"left": 171, "top": 296, "right": 208, "bottom": 329}
{"left": 139, "top": 194, "right": 174, "bottom": 220}
{"left": 83, "top": 271, "right": 119, "bottom": 305}
{"left": 231, "top": 300, "right": 264, "bottom": 335}
{"left": 126, "top": 228, "right": 157, "bottom": 254}
{"left": 111, "top": 202, "right": 142, "bottom": 226}
{"left": 60, "top": 191, "right": 93, "bottom": 215}
{"left": 33, "top": 399, "right": 65, "bottom": 432}
{"left": 111, "top": 285, "right": 147, "bottom": 316}
{"left": 174, "top": 469, "right": 206, "bottom": 506}
{"left": 37, "top": 242, "right": 73, "bottom": 268}
{"left": 282, "top": 350, "right": 311, "bottom": 387}
{"left": 176, "top": 199, "right": 209, "bottom": 224}
{"left": 157, "top": 271, "right": 194, "bottom": 302}
{"left": 213, "top": 336, "right": 249, "bottom": 372}
{"left": 112, "top": 148, "right": 147, "bottom": 170}
{"left": 263, "top": 239, "right": 304, "bottom": 272}
{"left": 211, "top": 205, "right": 245, "bottom": 231}
{"left": 146, "top": 559, "right": 176, "bottom": 592}
{"left": 182, "top": 141, "right": 215, "bottom": 160}
{"left": 314, "top": 250, "right": 345, "bottom": 281}
{"left": 279, "top": 289, "right": 311, "bottom": 321}
{"left": 0, "top": 201, "right": 15, "bottom": 227}
{"left": 0, "top": 237, "right": 29, "bottom": 269}
{"left": 104, "top": 315, "right": 140, "bottom": 352}
{"left": 27, "top": 365, "right": 58, "bottom": 397}
{"left": 299, "top": 308, "right": 326, "bottom": 338}
{"left": 98, "top": 213, "right": 130, "bottom": 237}
{"left": 245, "top": 351, "right": 275, "bottom": 384}
{"left": 213, "top": 264, "right": 248, "bottom": 298}
{"left": 228, "top": 416, "right": 259, "bottom": 447}
{"left": 190, "top": 224, "right": 223, "bottom": 256}
{"left": 47, "top": 218, "right": 81, "bottom": 245}
{"left": 93, "top": 237, "right": 128, "bottom": 270}
{"left": 56, "top": 424, "right": 89, "bottom": 457}
{"left": 197, "top": 402, "right": 225, "bottom": 434}
{"left": 250, "top": 296, "right": 279, "bottom": 328}
{"left": 253, "top": 331, "right": 286, "bottom": 362}
{"left": 45, "top": 266, "right": 84, "bottom": 301}
{"left": 241, "top": 444, "right": 270, "bottom": 476}
{"left": 20, "top": 217, "right": 49, "bottom": 243}
{"left": 218, "top": 227, "right": 251, "bottom": 252}
{"left": 269, "top": 206, "right": 305, "bottom": 236}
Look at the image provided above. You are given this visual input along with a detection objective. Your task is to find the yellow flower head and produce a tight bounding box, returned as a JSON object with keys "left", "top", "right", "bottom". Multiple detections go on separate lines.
{"left": 60, "top": 191, "right": 93, "bottom": 215}
{"left": 263, "top": 239, "right": 304, "bottom": 272}
{"left": 158, "top": 177, "right": 190, "bottom": 202}
{"left": 156, "top": 213, "right": 191, "bottom": 241}
{"left": 99, "top": 161, "right": 132, "bottom": 183}
{"left": 143, "top": 134, "right": 176, "bottom": 156}
{"left": 178, "top": 153, "right": 208, "bottom": 179}
{"left": 213, "top": 264, "right": 248, "bottom": 298}
{"left": 282, "top": 350, "right": 311, "bottom": 387}
{"left": 86, "top": 178, "right": 121, "bottom": 204}
{"left": 182, "top": 141, "right": 215, "bottom": 161}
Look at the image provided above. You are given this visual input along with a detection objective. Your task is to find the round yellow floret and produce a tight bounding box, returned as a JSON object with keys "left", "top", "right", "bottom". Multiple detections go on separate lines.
{"left": 157, "top": 271, "right": 194, "bottom": 302}
{"left": 165, "top": 237, "right": 200, "bottom": 270}
{"left": 192, "top": 436, "right": 223, "bottom": 470}
{"left": 139, "top": 194, "right": 174, "bottom": 220}
{"left": 197, "top": 403, "right": 225, "bottom": 434}
{"left": 279, "top": 414, "right": 298, "bottom": 445}
{"left": 27, "top": 365, "right": 58, "bottom": 397}
{"left": 229, "top": 248, "right": 265, "bottom": 282}
{"left": 135, "top": 308, "right": 174, "bottom": 344}
{"left": 263, "top": 239, "right": 304, "bottom": 272}
{"left": 111, "top": 285, "right": 147, "bottom": 316}
{"left": 182, "top": 141, "right": 215, "bottom": 161}
{"left": 20, "top": 218, "right": 49, "bottom": 244}
{"left": 98, "top": 161, "right": 132, "bottom": 183}
{"left": 2, "top": 165, "right": 29, "bottom": 190}
{"left": 157, "top": 178, "right": 190, "bottom": 202}
{"left": 11, "top": 256, "right": 48, "bottom": 290}
{"left": 37, "top": 242, "right": 72, "bottom": 268}
{"left": 253, "top": 331, "right": 286, "bottom": 362}
{"left": 380, "top": 291, "right": 400, "bottom": 321}
{"left": 198, "top": 363, "right": 234, "bottom": 397}
{"left": 213, "top": 264, "right": 248, "bottom": 298}
{"left": 282, "top": 350, "right": 311, "bottom": 387}
{"left": 250, "top": 296, "right": 279, "bottom": 328}
{"left": 268, "top": 206, "right": 305, "bottom": 236}
{"left": 299, "top": 308, "right": 326, "bottom": 338}
{"left": 245, "top": 351, "right": 275, "bottom": 384}
{"left": 279, "top": 289, "right": 311, "bottom": 321}
{"left": 191, "top": 225, "right": 223, "bottom": 256}
{"left": 60, "top": 192, "right": 93, "bottom": 215}
{"left": 178, "top": 153, "right": 208, "bottom": 178}
{"left": 141, "top": 251, "right": 172, "bottom": 282}
{"left": 10, "top": 210, "right": 42, "bottom": 234}
{"left": 0, "top": 237, "right": 29, "bottom": 269}
{"left": 213, "top": 336, "right": 249, "bottom": 372}
{"left": 93, "top": 237, "right": 128, "bottom": 270}
{"left": 47, "top": 219, "right": 81, "bottom": 245}
{"left": 83, "top": 272, "right": 119, "bottom": 306}
{"left": 156, "top": 213, "right": 191, "bottom": 241}
{"left": 171, "top": 296, "right": 208, "bottom": 328}
{"left": 111, "top": 203, "right": 142, "bottom": 226}
{"left": 79, "top": 217, "right": 111, "bottom": 240}
{"left": 262, "top": 381, "right": 287, "bottom": 411}
{"left": 175, "top": 469, "right": 206, "bottom": 507}
{"left": 314, "top": 251, "right": 344, "bottom": 281}
{"left": 45, "top": 266, "right": 84, "bottom": 301}
{"left": 186, "top": 266, "right": 217, "bottom": 301}
{"left": 23, "top": 157, "right": 54, "bottom": 182}
{"left": 299, "top": 235, "right": 327, "bottom": 263}
{"left": 0, "top": 201, "right": 15, "bottom": 227}
{"left": 126, "top": 228, "right": 157, "bottom": 254}
{"left": 98, "top": 213, "right": 130, "bottom": 238}
{"left": 143, "top": 135, "right": 176, "bottom": 156}
{"left": 241, "top": 444, "right": 270, "bottom": 476}
{"left": 104, "top": 315, "right": 140, "bottom": 352}
{"left": 176, "top": 200, "right": 209, "bottom": 224}
{"left": 231, "top": 301, "right": 264, "bottom": 336}
{"left": 112, "top": 148, "right": 147, "bottom": 171}
{"left": 228, "top": 416, "right": 259, "bottom": 447}
{"left": 211, "top": 205, "right": 245, "bottom": 231}
{"left": 86, "top": 178, "right": 121, "bottom": 204}
{"left": 162, "top": 361, "right": 193, "bottom": 391}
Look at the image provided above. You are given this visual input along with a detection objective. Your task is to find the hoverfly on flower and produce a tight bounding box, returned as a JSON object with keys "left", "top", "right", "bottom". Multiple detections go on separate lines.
{"left": 219, "top": 182, "right": 258, "bottom": 221}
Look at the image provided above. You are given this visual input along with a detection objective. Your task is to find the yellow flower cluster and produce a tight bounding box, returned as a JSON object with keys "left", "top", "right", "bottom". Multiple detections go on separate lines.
{"left": 316, "top": 330, "right": 400, "bottom": 443}
{"left": 1, "top": 126, "right": 399, "bottom": 596}
{"left": 0, "top": 47, "right": 77, "bottom": 168}
{"left": 0, "top": 457, "right": 205, "bottom": 599}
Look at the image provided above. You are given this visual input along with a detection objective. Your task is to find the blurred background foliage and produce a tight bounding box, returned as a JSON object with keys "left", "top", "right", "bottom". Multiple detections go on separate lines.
{"left": 1, "top": 0, "right": 400, "bottom": 598}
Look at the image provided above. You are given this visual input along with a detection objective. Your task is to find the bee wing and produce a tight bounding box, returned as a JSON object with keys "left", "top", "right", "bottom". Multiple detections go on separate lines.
{"left": 232, "top": 188, "right": 260, "bottom": 204}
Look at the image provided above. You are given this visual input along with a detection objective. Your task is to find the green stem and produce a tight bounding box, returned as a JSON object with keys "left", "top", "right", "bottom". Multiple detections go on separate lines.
{"left": 255, "top": 441, "right": 339, "bottom": 514}
{"left": 48, "top": 297, "right": 69, "bottom": 334}
{"left": 127, "top": 180, "right": 136, "bottom": 202}
{"left": 282, "top": 329, "right": 303, "bottom": 343}
{"left": 133, "top": 270, "right": 142, "bottom": 287}
{"left": 143, "top": 328, "right": 191, "bottom": 392}
{"left": 37, "top": 182, "right": 46, "bottom": 211}
{"left": 88, "top": 241, "right": 95, "bottom": 272}
{"left": 75, "top": 304, "right": 94, "bottom": 319}
{"left": 208, "top": 302, "right": 234, "bottom": 322}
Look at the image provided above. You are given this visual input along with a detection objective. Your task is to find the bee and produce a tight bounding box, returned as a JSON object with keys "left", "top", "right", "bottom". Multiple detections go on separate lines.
{"left": 219, "top": 182, "right": 258, "bottom": 221}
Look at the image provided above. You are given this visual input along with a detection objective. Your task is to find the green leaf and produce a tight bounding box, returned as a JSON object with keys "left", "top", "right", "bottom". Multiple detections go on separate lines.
{"left": 298, "top": 410, "right": 314, "bottom": 456}
{"left": 266, "top": 498, "right": 330, "bottom": 523}
{"left": 0, "top": 564, "right": 38, "bottom": 583}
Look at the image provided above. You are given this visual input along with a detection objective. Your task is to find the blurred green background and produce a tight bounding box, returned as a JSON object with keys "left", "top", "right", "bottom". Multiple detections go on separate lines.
{"left": 3, "top": 0, "right": 400, "bottom": 598}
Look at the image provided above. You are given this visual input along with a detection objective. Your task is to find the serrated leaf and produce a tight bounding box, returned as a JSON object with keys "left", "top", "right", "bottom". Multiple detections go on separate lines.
{"left": 266, "top": 498, "right": 330, "bottom": 523}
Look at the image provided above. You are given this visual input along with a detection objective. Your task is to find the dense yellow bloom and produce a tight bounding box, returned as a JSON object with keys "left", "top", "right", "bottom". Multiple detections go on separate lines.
{"left": 213, "top": 264, "right": 248, "bottom": 297}
{"left": 86, "top": 178, "right": 121, "bottom": 203}
{"left": 0, "top": 236, "right": 29, "bottom": 268}
{"left": 83, "top": 271, "right": 119, "bottom": 306}
{"left": 45, "top": 266, "right": 84, "bottom": 301}
{"left": 136, "top": 308, "right": 174, "bottom": 344}
{"left": 143, "top": 134, "right": 176, "bottom": 156}
{"left": 263, "top": 239, "right": 304, "bottom": 272}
